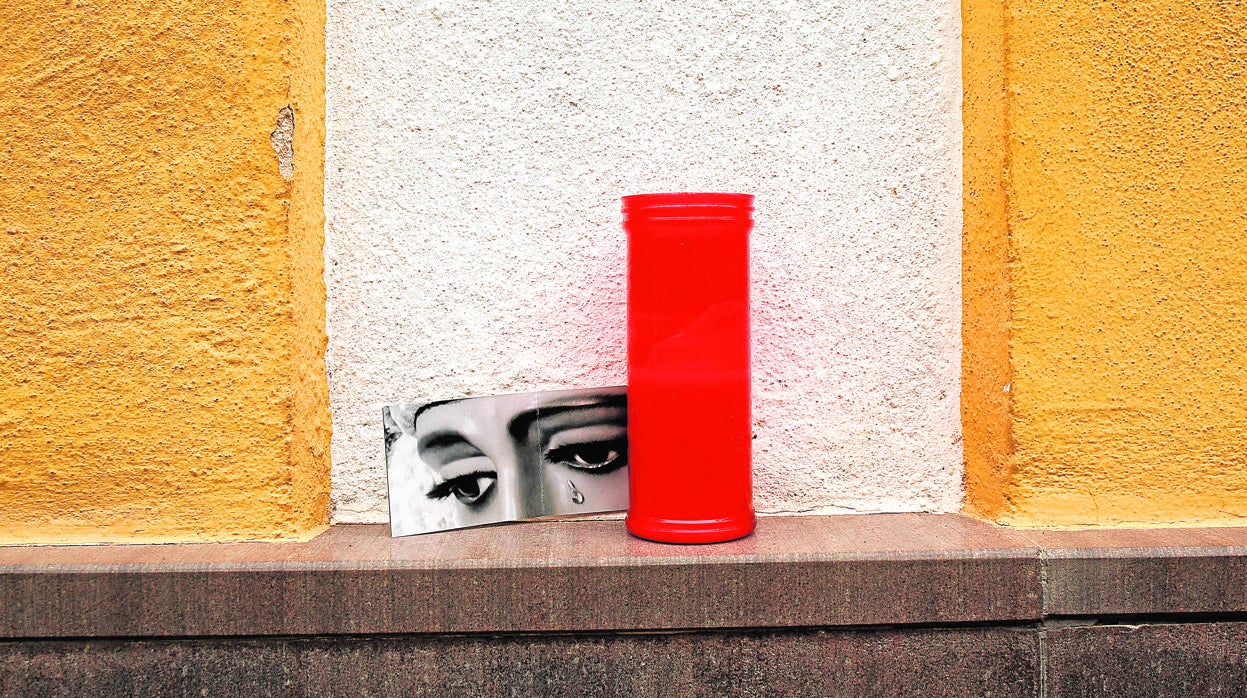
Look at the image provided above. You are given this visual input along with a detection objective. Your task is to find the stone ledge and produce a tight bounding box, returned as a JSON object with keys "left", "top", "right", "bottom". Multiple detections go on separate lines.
{"left": 2, "top": 514, "right": 1246, "bottom": 639}
{"left": 1033, "top": 527, "right": 1247, "bottom": 617}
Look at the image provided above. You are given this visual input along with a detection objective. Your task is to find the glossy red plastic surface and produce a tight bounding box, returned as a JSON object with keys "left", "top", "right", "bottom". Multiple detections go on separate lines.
{"left": 623, "top": 192, "right": 755, "bottom": 544}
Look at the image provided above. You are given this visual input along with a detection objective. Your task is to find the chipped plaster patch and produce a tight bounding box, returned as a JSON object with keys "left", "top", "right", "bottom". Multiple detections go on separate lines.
{"left": 271, "top": 106, "right": 294, "bottom": 181}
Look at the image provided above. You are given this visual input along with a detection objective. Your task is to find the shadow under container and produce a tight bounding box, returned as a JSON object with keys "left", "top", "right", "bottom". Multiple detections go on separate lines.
{"left": 622, "top": 192, "right": 756, "bottom": 544}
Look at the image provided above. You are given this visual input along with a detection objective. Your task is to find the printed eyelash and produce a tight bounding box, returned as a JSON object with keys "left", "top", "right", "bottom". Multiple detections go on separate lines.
{"left": 426, "top": 471, "right": 496, "bottom": 501}
{"left": 546, "top": 438, "right": 628, "bottom": 473}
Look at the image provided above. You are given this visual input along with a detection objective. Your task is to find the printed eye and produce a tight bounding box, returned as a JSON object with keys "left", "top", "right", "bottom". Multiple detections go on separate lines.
{"left": 427, "top": 471, "right": 497, "bottom": 506}
{"left": 546, "top": 438, "right": 628, "bottom": 474}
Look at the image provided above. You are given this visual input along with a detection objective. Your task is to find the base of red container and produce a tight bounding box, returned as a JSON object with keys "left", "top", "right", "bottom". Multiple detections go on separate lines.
{"left": 625, "top": 513, "right": 756, "bottom": 544}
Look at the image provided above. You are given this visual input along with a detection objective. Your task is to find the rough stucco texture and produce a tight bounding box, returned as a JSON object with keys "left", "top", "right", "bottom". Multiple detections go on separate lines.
{"left": 986, "top": 0, "right": 1247, "bottom": 525}
{"left": 325, "top": 0, "right": 964, "bottom": 521}
{"left": 0, "top": 0, "right": 330, "bottom": 542}
{"left": 960, "top": 0, "right": 1012, "bottom": 520}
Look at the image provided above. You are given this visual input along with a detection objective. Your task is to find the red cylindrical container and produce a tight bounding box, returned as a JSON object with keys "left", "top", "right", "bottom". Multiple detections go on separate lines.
{"left": 623, "top": 192, "right": 755, "bottom": 543}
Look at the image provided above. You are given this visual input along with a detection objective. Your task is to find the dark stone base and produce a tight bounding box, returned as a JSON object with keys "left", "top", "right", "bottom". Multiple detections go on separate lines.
{"left": 1, "top": 627, "right": 1039, "bottom": 698}
{"left": 1046, "top": 622, "right": 1247, "bottom": 697}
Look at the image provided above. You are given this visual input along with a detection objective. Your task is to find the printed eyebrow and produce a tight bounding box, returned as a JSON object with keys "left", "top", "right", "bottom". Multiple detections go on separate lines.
{"left": 412, "top": 398, "right": 466, "bottom": 428}
{"left": 506, "top": 394, "right": 627, "bottom": 442}
{"left": 417, "top": 430, "right": 473, "bottom": 454}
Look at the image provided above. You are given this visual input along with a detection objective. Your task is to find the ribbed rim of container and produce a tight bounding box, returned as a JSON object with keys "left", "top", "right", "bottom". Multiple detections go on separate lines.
{"left": 622, "top": 192, "right": 754, "bottom": 217}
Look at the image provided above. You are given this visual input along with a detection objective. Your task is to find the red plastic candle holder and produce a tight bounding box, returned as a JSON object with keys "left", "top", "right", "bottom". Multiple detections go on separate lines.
{"left": 623, "top": 192, "right": 756, "bottom": 544}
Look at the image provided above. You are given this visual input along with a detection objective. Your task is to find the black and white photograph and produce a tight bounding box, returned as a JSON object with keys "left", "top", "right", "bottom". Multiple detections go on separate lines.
{"left": 384, "top": 386, "right": 628, "bottom": 536}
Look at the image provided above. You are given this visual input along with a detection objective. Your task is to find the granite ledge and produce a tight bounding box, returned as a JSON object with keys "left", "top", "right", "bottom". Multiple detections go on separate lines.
{"left": 2, "top": 514, "right": 1246, "bottom": 639}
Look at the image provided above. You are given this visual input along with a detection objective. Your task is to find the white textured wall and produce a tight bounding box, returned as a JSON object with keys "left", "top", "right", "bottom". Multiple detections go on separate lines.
{"left": 326, "top": 0, "right": 963, "bottom": 522}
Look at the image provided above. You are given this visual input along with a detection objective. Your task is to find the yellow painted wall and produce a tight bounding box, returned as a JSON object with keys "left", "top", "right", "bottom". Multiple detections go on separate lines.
{"left": 0, "top": 0, "right": 329, "bottom": 542}
{"left": 961, "top": 0, "right": 1014, "bottom": 521}
{"left": 964, "top": 0, "right": 1247, "bottom": 526}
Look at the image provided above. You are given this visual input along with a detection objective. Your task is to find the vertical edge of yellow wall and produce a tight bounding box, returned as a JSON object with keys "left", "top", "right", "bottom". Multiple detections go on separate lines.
{"left": 0, "top": 0, "right": 330, "bottom": 545}
{"left": 961, "top": 0, "right": 1015, "bottom": 520}
{"left": 287, "top": 0, "right": 333, "bottom": 539}
{"left": 998, "top": 0, "right": 1247, "bottom": 528}
{"left": 964, "top": 0, "right": 1247, "bottom": 529}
